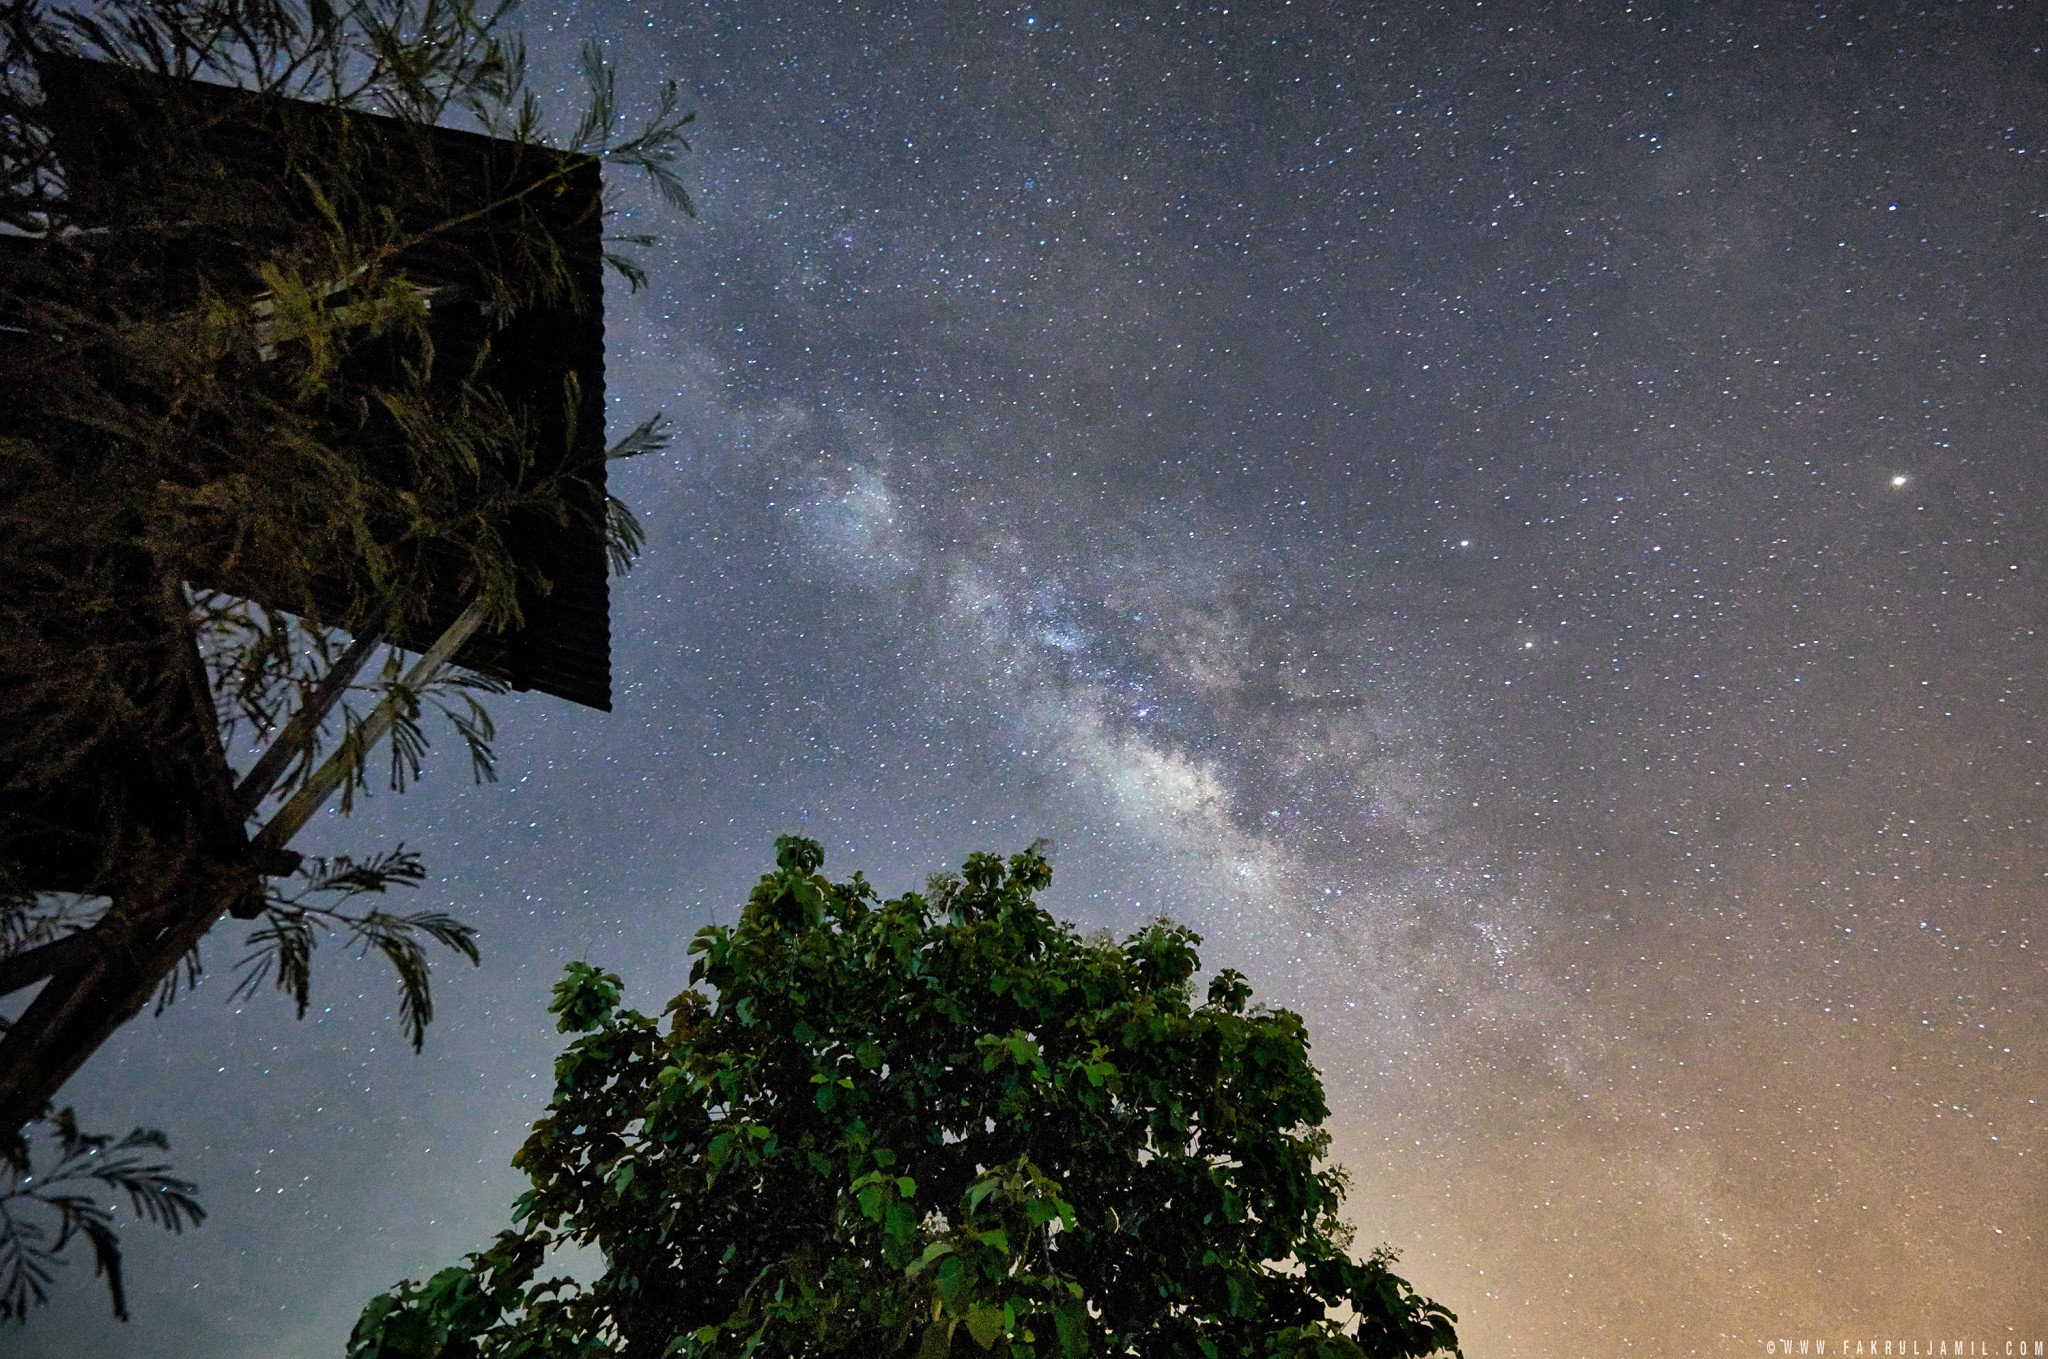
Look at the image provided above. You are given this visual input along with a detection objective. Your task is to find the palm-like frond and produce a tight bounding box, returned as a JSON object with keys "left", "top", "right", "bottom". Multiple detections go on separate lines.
{"left": 0, "top": 1110, "right": 205, "bottom": 1323}
{"left": 232, "top": 848, "right": 479, "bottom": 1050}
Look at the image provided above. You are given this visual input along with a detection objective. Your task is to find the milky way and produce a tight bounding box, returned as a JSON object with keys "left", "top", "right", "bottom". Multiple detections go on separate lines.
{"left": 30, "top": 4, "right": 2046, "bottom": 1355}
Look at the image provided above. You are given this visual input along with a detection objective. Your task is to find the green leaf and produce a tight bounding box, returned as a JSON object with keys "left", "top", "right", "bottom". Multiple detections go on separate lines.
{"left": 965, "top": 1301, "right": 1008, "bottom": 1349}
{"left": 918, "top": 1318, "right": 954, "bottom": 1359}
{"left": 909, "top": 1240, "right": 956, "bottom": 1276}
{"left": 1052, "top": 1299, "right": 1091, "bottom": 1357}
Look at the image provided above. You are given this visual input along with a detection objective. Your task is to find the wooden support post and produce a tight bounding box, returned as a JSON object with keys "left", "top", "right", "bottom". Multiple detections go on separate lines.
{"left": 232, "top": 621, "right": 386, "bottom": 819}
{"left": 0, "top": 600, "right": 488, "bottom": 1136}
{"left": 251, "top": 600, "right": 486, "bottom": 856}
{"left": 0, "top": 617, "right": 387, "bottom": 992}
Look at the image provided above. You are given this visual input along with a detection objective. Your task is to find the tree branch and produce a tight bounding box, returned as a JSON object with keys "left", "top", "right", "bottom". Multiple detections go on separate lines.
{"left": 0, "top": 930, "right": 97, "bottom": 1001}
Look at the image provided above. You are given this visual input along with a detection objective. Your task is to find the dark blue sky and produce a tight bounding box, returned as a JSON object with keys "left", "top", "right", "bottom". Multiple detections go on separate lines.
{"left": 28, "top": 3, "right": 2047, "bottom": 1354}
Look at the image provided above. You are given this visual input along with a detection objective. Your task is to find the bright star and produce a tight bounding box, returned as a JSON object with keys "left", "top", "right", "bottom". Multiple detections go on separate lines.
{"left": 1890, "top": 474, "right": 1909, "bottom": 487}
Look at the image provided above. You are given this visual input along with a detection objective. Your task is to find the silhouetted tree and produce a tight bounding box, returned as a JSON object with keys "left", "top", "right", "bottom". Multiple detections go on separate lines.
{"left": 0, "top": 0, "right": 690, "bottom": 1317}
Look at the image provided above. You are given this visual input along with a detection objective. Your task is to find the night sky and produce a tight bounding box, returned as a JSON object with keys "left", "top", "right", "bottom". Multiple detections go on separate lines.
{"left": 25, "top": 3, "right": 2048, "bottom": 1355}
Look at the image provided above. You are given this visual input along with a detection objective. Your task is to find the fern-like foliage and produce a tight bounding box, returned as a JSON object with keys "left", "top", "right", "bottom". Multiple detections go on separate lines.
{"left": 232, "top": 847, "right": 481, "bottom": 1052}
{"left": 0, "top": 1110, "right": 205, "bottom": 1324}
{"left": 599, "top": 412, "right": 667, "bottom": 576}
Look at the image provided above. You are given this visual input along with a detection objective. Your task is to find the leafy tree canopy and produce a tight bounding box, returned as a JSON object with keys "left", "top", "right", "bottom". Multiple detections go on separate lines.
{"left": 350, "top": 839, "right": 1462, "bottom": 1359}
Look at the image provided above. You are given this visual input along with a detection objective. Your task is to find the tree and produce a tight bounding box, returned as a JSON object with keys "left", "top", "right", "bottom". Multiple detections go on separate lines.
{"left": 348, "top": 839, "right": 1464, "bottom": 1359}
{"left": 0, "top": 0, "right": 690, "bottom": 1317}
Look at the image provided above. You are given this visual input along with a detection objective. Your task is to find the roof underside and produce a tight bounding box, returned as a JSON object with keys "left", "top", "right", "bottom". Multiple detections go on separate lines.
{"left": 40, "top": 54, "right": 616, "bottom": 712}
{"left": 1, "top": 59, "right": 616, "bottom": 895}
